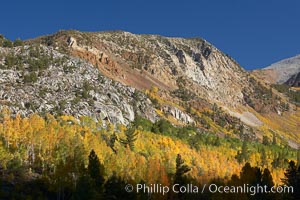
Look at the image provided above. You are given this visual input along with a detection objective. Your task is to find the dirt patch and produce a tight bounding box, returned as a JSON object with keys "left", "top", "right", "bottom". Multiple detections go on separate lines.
{"left": 252, "top": 69, "right": 279, "bottom": 84}
{"left": 71, "top": 46, "right": 174, "bottom": 91}
{"left": 227, "top": 110, "right": 263, "bottom": 127}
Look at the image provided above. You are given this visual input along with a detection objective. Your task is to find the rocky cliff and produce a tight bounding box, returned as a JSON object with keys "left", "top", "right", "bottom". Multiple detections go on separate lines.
{"left": 285, "top": 72, "right": 300, "bottom": 87}
{"left": 37, "top": 30, "right": 252, "bottom": 110}
{"left": 38, "top": 31, "right": 294, "bottom": 122}
{"left": 0, "top": 45, "right": 158, "bottom": 125}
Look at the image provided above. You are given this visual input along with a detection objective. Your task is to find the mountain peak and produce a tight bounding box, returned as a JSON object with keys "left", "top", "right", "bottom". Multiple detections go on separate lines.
{"left": 256, "top": 54, "right": 300, "bottom": 84}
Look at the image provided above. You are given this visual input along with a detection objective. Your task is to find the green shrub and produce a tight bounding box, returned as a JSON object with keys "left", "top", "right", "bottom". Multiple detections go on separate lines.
{"left": 13, "top": 38, "right": 24, "bottom": 47}
{"left": 23, "top": 72, "right": 38, "bottom": 83}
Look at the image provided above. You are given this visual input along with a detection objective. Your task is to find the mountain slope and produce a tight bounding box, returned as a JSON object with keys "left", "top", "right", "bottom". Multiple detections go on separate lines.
{"left": 0, "top": 30, "right": 298, "bottom": 147}
{"left": 285, "top": 71, "right": 300, "bottom": 87}
{"left": 38, "top": 31, "right": 299, "bottom": 146}
{"left": 0, "top": 45, "right": 157, "bottom": 125}
{"left": 39, "top": 31, "right": 295, "bottom": 116}
{"left": 36, "top": 30, "right": 250, "bottom": 110}
{"left": 253, "top": 54, "right": 300, "bottom": 84}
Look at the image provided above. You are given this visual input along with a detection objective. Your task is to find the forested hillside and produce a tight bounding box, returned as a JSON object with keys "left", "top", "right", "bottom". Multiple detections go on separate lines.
{"left": 0, "top": 110, "right": 299, "bottom": 199}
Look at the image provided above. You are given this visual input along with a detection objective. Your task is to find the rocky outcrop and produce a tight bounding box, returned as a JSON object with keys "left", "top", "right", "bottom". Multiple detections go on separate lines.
{"left": 162, "top": 106, "right": 194, "bottom": 124}
{"left": 0, "top": 45, "right": 158, "bottom": 125}
{"left": 50, "top": 31, "right": 250, "bottom": 111}
{"left": 176, "top": 50, "right": 186, "bottom": 64}
{"left": 67, "top": 36, "right": 76, "bottom": 47}
{"left": 285, "top": 72, "right": 300, "bottom": 87}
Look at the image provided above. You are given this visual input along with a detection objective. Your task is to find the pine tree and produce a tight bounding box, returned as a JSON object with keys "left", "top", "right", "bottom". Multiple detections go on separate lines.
{"left": 260, "top": 148, "right": 268, "bottom": 167}
{"left": 174, "top": 154, "right": 191, "bottom": 182}
{"left": 13, "top": 38, "right": 24, "bottom": 47}
{"left": 74, "top": 174, "right": 97, "bottom": 200}
{"left": 213, "top": 137, "right": 221, "bottom": 146}
{"left": 236, "top": 140, "right": 249, "bottom": 164}
{"left": 262, "top": 168, "right": 274, "bottom": 188}
{"left": 104, "top": 171, "right": 135, "bottom": 200}
{"left": 282, "top": 161, "right": 299, "bottom": 199}
{"left": 272, "top": 132, "right": 277, "bottom": 145}
{"left": 88, "top": 150, "right": 105, "bottom": 189}
{"left": 119, "top": 126, "right": 138, "bottom": 151}
{"left": 109, "top": 132, "right": 118, "bottom": 154}
{"left": 262, "top": 135, "right": 270, "bottom": 146}
{"left": 240, "top": 163, "right": 261, "bottom": 185}
{"left": 261, "top": 167, "right": 275, "bottom": 200}
{"left": 174, "top": 154, "right": 191, "bottom": 200}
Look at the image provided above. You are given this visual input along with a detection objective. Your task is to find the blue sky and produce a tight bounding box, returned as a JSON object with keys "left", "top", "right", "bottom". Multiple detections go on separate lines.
{"left": 1, "top": 0, "right": 300, "bottom": 70}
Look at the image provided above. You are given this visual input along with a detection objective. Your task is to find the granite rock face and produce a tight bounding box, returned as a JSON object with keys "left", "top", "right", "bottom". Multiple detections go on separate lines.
{"left": 0, "top": 45, "right": 158, "bottom": 125}
{"left": 285, "top": 72, "right": 300, "bottom": 87}
{"left": 254, "top": 54, "right": 300, "bottom": 84}
{"left": 43, "top": 31, "right": 251, "bottom": 110}
{"left": 1, "top": 30, "right": 292, "bottom": 128}
{"left": 162, "top": 106, "right": 194, "bottom": 124}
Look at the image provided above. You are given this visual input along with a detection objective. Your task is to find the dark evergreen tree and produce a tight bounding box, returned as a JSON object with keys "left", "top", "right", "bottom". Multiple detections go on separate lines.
{"left": 282, "top": 161, "right": 299, "bottom": 199}
{"left": 239, "top": 163, "right": 277, "bottom": 200}
{"left": 73, "top": 175, "right": 98, "bottom": 200}
{"left": 119, "top": 126, "right": 138, "bottom": 151}
{"left": 254, "top": 166, "right": 263, "bottom": 184}
{"left": 175, "top": 154, "right": 191, "bottom": 175}
{"left": 262, "top": 135, "right": 270, "bottom": 146}
{"left": 260, "top": 148, "right": 268, "bottom": 167}
{"left": 213, "top": 137, "right": 221, "bottom": 146}
{"left": 236, "top": 140, "right": 249, "bottom": 164}
{"left": 104, "top": 171, "right": 136, "bottom": 200}
{"left": 240, "top": 163, "right": 261, "bottom": 186}
{"left": 13, "top": 38, "right": 24, "bottom": 47}
{"left": 272, "top": 150, "right": 288, "bottom": 169}
{"left": 226, "top": 174, "right": 248, "bottom": 200}
{"left": 3, "top": 39, "right": 13, "bottom": 47}
{"left": 262, "top": 168, "right": 274, "bottom": 188}
{"left": 272, "top": 153, "right": 280, "bottom": 169}
{"left": 88, "top": 150, "right": 105, "bottom": 189}
{"left": 132, "top": 116, "right": 153, "bottom": 132}
{"left": 109, "top": 132, "right": 118, "bottom": 154}
{"left": 151, "top": 119, "right": 177, "bottom": 136}
{"left": 174, "top": 154, "right": 191, "bottom": 200}
{"left": 272, "top": 132, "right": 277, "bottom": 145}
{"left": 241, "top": 140, "right": 249, "bottom": 160}
{"left": 261, "top": 168, "right": 275, "bottom": 200}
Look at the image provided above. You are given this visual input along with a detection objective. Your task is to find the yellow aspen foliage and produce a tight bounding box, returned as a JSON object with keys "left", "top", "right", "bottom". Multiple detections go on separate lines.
{"left": 151, "top": 86, "right": 159, "bottom": 94}
{"left": 60, "top": 115, "right": 78, "bottom": 124}
{"left": 29, "top": 114, "right": 45, "bottom": 131}
{"left": 0, "top": 112, "right": 293, "bottom": 187}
